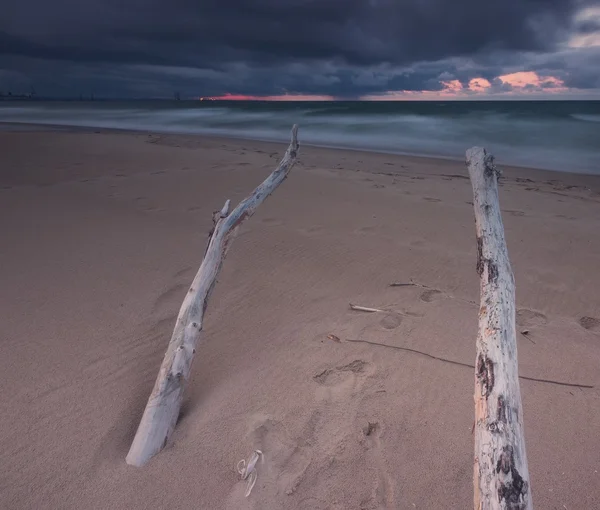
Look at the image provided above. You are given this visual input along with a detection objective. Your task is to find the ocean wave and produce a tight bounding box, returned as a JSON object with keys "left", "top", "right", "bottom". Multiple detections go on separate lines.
{"left": 1, "top": 102, "right": 599, "bottom": 174}
{"left": 571, "top": 114, "right": 600, "bottom": 123}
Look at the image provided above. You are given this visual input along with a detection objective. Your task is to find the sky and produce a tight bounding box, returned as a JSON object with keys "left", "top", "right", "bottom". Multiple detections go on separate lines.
{"left": 1, "top": 0, "right": 599, "bottom": 100}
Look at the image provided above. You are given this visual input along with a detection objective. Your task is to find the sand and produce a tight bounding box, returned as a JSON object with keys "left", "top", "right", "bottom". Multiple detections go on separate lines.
{"left": 1, "top": 127, "right": 599, "bottom": 509}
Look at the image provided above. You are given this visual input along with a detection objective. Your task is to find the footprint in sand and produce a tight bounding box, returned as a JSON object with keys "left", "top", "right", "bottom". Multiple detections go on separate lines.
{"left": 152, "top": 282, "right": 189, "bottom": 314}
{"left": 516, "top": 309, "right": 548, "bottom": 328}
{"left": 314, "top": 360, "right": 368, "bottom": 386}
{"left": 313, "top": 360, "right": 374, "bottom": 404}
{"left": 420, "top": 289, "right": 443, "bottom": 303}
{"left": 355, "top": 225, "right": 378, "bottom": 234}
{"left": 380, "top": 314, "right": 402, "bottom": 330}
{"left": 297, "top": 498, "right": 329, "bottom": 510}
{"left": 173, "top": 266, "right": 193, "bottom": 279}
{"left": 299, "top": 225, "right": 325, "bottom": 236}
{"left": 247, "top": 416, "right": 313, "bottom": 496}
{"left": 578, "top": 316, "right": 600, "bottom": 332}
{"left": 360, "top": 421, "right": 395, "bottom": 509}
{"left": 503, "top": 209, "right": 526, "bottom": 217}
{"left": 260, "top": 217, "right": 284, "bottom": 227}
{"left": 409, "top": 239, "right": 426, "bottom": 248}
{"left": 502, "top": 209, "right": 525, "bottom": 217}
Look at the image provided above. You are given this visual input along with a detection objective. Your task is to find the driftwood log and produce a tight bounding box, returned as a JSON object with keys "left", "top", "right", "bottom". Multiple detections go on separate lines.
{"left": 126, "top": 125, "right": 299, "bottom": 467}
{"left": 467, "top": 147, "right": 532, "bottom": 509}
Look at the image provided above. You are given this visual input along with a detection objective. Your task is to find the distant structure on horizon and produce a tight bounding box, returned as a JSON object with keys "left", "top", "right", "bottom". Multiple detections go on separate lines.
{"left": 0, "top": 86, "right": 37, "bottom": 100}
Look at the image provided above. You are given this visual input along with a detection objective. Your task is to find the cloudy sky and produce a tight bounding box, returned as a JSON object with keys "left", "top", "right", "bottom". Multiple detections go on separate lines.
{"left": 1, "top": 0, "right": 599, "bottom": 99}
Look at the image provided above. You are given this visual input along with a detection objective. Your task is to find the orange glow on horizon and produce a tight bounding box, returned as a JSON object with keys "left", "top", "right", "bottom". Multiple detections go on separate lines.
{"left": 203, "top": 70, "right": 577, "bottom": 102}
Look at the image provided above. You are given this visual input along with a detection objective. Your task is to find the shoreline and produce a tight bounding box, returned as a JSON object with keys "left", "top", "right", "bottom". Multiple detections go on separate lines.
{"left": 2, "top": 120, "right": 599, "bottom": 179}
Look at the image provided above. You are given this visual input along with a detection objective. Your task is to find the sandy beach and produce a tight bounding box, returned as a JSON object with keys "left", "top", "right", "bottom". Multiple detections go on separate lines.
{"left": 1, "top": 127, "right": 599, "bottom": 509}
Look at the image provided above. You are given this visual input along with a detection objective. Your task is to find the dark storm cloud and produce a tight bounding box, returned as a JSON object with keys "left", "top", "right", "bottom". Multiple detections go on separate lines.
{"left": 575, "top": 19, "right": 600, "bottom": 34}
{"left": 530, "top": 47, "right": 600, "bottom": 89}
{"left": 1, "top": 0, "right": 599, "bottom": 97}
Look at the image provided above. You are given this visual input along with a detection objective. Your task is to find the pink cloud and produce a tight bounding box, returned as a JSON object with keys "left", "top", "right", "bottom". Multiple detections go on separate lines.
{"left": 498, "top": 71, "right": 564, "bottom": 89}
{"left": 360, "top": 70, "right": 572, "bottom": 100}
{"left": 441, "top": 79, "right": 462, "bottom": 92}
{"left": 468, "top": 78, "right": 491, "bottom": 92}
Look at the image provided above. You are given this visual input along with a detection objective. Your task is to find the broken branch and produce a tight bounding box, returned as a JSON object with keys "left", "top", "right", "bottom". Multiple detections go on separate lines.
{"left": 126, "top": 125, "right": 300, "bottom": 467}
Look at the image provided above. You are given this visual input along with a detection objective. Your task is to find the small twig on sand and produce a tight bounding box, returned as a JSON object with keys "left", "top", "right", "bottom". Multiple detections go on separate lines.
{"left": 389, "top": 280, "right": 429, "bottom": 289}
{"left": 349, "top": 303, "right": 421, "bottom": 317}
{"left": 344, "top": 338, "right": 593, "bottom": 389}
{"left": 346, "top": 338, "right": 472, "bottom": 369}
{"left": 350, "top": 304, "right": 387, "bottom": 313}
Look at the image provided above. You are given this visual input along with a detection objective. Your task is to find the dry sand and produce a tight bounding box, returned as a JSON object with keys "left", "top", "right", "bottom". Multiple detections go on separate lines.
{"left": 1, "top": 128, "right": 599, "bottom": 509}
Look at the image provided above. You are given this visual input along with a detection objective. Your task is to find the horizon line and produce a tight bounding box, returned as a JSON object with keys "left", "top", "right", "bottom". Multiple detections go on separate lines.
{"left": 2, "top": 96, "right": 600, "bottom": 102}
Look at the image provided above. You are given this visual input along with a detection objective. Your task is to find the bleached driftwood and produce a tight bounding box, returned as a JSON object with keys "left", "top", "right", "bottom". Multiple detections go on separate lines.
{"left": 126, "top": 125, "right": 300, "bottom": 467}
{"left": 466, "top": 147, "right": 532, "bottom": 510}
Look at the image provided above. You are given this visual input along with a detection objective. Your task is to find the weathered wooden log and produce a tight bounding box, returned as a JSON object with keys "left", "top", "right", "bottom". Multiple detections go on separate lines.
{"left": 126, "top": 125, "right": 299, "bottom": 467}
{"left": 467, "top": 147, "right": 532, "bottom": 510}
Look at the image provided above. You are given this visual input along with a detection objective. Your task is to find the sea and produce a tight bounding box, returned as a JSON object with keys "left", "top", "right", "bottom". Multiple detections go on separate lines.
{"left": 1, "top": 100, "right": 599, "bottom": 174}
